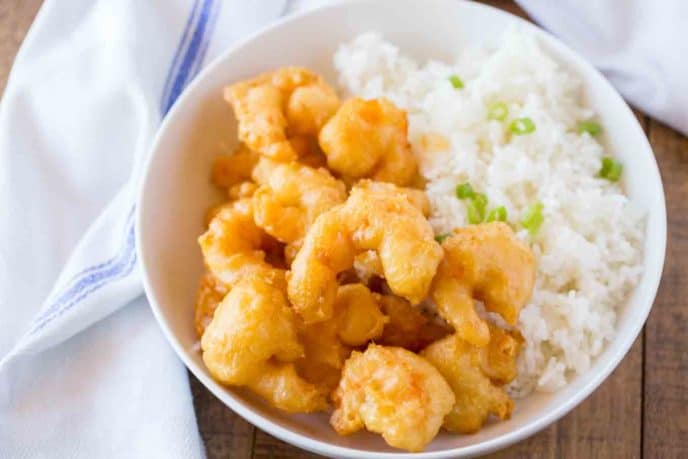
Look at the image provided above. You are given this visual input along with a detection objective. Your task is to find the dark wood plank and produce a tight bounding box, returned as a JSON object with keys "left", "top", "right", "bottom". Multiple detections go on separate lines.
{"left": 190, "top": 373, "right": 255, "bottom": 459}
{"left": 643, "top": 120, "right": 688, "bottom": 458}
{"left": 252, "top": 429, "right": 322, "bottom": 459}
{"left": 0, "top": 0, "right": 42, "bottom": 91}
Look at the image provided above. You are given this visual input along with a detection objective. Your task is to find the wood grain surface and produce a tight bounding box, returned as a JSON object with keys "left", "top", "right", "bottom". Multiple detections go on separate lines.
{"left": 1, "top": 1, "right": 685, "bottom": 458}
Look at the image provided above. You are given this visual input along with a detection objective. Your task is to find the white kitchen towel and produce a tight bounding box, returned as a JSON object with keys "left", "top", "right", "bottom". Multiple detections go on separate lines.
{"left": 0, "top": 0, "right": 287, "bottom": 457}
{"left": 517, "top": 0, "right": 688, "bottom": 134}
{"left": 0, "top": 0, "right": 685, "bottom": 457}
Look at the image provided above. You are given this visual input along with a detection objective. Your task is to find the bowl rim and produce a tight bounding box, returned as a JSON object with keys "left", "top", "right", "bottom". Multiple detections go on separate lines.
{"left": 135, "top": 0, "right": 667, "bottom": 457}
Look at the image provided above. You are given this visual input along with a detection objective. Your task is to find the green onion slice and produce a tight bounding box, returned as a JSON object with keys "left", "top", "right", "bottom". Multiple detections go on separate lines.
{"left": 598, "top": 156, "right": 623, "bottom": 181}
{"left": 466, "top": 200, "right": 484, "bottom": 224}
{"left": 486, "top": 206, "right": 507, "bottom": 222}
{"left": 448, "top": 74, "right": 464, "bottom": 89}
{"left": 578, "top": 120, "right": 602, "bottom": 136}
{"left": 472, "top": 193, "right": 488, "bottom": 214}
{"left": 465, "top": 193, "right": 488, "bottom": 224}
{"left": 509, "top": 117, "right": 536, "bottom": 135}
{"left": 521, "top": 202, "right": 544, "bottom": 235}
{"left": 435, "top": 233, "right": 451, "bottom": 243}
{"left": 455, "top": 183, "right": 475, "bottom": 199}
{"left": 487, "top": 101, "right": 508, "bottom": 121}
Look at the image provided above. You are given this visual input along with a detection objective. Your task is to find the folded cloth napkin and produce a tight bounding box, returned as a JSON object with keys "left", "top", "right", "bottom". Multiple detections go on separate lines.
{"left": 516, "top": 0, "right": 688, "bottom": 134}
{"left": 0, "top": 0, "right": 683, "bottom": 457}
{"left": 0, "top": 0, "right": 288, "bottom": 457}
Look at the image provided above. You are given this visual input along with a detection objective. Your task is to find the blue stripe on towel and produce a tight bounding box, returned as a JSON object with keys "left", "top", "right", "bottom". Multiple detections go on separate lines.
{"left": 31, "top": 208, "right": 136, "bottom": 325}
{"left": 29, "top": 0, "right": 218, "bottom": 334}
{"left": 159, "top": 0, "right": 204, "bottom": 116}
{"left": 30, "top": 222, "right": 137, "bottom": 333}
{"left": 161, "top": 0, "right": 218, "bottom": 115}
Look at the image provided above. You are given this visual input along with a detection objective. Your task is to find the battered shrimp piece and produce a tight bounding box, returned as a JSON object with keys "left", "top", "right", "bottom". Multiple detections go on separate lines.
{"left": 353, "top": 250, "right": 384, "bottom": 284}
{"left": 377, "top": 294, "right": 450, "bottom": 352}
{"left": 334, "top": 283, "right": 388, "bottom": 346}
{"left": 421, "top": 331, "right": 518, "bottom": 434}
{"left": 198, "top": 198, "right": 277, "bottom": 288}
{"left": 296, "top": 283, "right": 387, "bottom": 392}
{"left": 319, "top": 98, "right": 417, "bottom": 186}
{"left": 271, "top": 67, "right": 340, "bottom": 137}
{"left": 225, "top": 67, "right": 339, "bottom": 161}
{"left": 227, "top": 181, "right": 258, "bottom": 200}
{"left": 201, "top": 275, "right": 327, "bottom": 413}
{"left": 479, "top": 325, "right": 523, "bottom": 385}
{"left": 296, "top": 315, "right": 350, "bottom": 393}
{"left": 194, "top": 271, "right": 228, "bottom": 338}
{"left": 211, "top": 143, "right": 259, "bottom": 189}
{"left": 398, "top": 187, "right": 430, "bottom": 216}
{"left": 341, "top": 183, "right": 441, "bottom": 302}
{"left": 432, "top": 222, "right": 535, "bottom": 347}
{"left": 289, "top": 135, "right": 327, "bottom": 168}
{"left": 288, "top": 181, "right": 442, "bottom": 323}
{"left": 357, "top": 180, "right": 431, "bottom": 216}
{"left": 249, "top": 364, "right": 329, "bottom": 413}
{"left": 251, "top": 157, "right": 346, "bottom": 244}
{"left": 330, "top": 344, "right": 455, "bottom": 452}
{"left": 286, "top": 83, "right": 340, "bottom": 136}
{"left": 226, "top": 82, "right": 292, "bottom": 160}
{"left": 284, "top": 240, "right": 301, "bottom": 266}
{"left": 350, "top": 187, "right": 428, "bottom": 284}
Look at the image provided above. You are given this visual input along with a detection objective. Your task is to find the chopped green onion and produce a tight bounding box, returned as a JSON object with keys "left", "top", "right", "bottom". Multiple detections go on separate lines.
{"left": 598, "top": 156, "right": 623, "bottom": 181}
{"left": 466, "top": 200, "right": 484, "bottom": 224}
{"left": 487, "top": 101, "right": 509, "bottom": 121}
{"left": 486, "top": 206, "right": 507, "bottom": 222}
{"left": 435, "top": 233, "right": 451, "bottom": 243}
{"left": 578, "top": 120, "right": 602, "bottom": 136}
{"left": 509, "top": 117, "right": 536, "bottom": 135}
{"left": 472, "top": 193, "right": 488, "bottom": 214}
{"left": 457, "top": 185, "right": 490, "bottom": 224}
{"left": 465, "top": 193, "right": 488, "bottom": 224}
{"left": 455, "top": 183, "right": 475, "bottom": 199}
{"left": 521, "top": 202, "right": 544, "bottom": 235}
{"left": 448, "top": 74, "right": 464, "bottom": 89}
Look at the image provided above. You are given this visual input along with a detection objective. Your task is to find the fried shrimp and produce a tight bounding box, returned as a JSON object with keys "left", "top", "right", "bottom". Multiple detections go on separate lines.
{"left": 296, "top": 283, "right": 388, "bottom": 392}
{"left": 194, "top": 271, "right": 228, "bottom": 338}
{"left": 353, "top": 250, "right": 384, "bottom": 284}
{"left": 479, "top": 325, "right": 523, "bottom": 385}
{"left": 319, "top": 97, "right": 417, "bottom": 186}
{"left": 357, "top": 180, "right": 431, "bottom": 216}
{"left": 432, "top": 222, "right": 535, "bottom": 346}
{"left": 201, "top": 275, "right": 327, "bottom": 413}
{"left": 295, "top": 315, "right": 350, "bottom": 393}
{"left": 211, "top": 143, "right": 259, "bottom": 189}
{"left": 377, "top": 294, "right": 450, "bottom": 352}
{"left": 334, "top": 283, "right": 388, "bottom": 346}
{"left": 198, "top": 198, "right": 277, "bottom": 288}
{"left": 251, "top": 157, "right": 346, "bottom": 244}
{"left": 225, "top": 67, "right": 340, "bottom": 161}
{"left": 330, "top": 344, "right": 455, "bottom": 452}
{"left": 287, "top": 181, "right": 442, "bottom": 323}
{"left": 421, "top": 328, "right": 521, "bottom": 434}
{"left": 227, "top": 181, "right": 258, "bottom": 200}
{"left": 289, "top": 135, "right": 327, "bottom": 168}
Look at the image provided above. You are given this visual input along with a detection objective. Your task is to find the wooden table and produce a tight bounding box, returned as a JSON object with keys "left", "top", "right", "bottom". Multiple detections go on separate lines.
{"left": 2, "top": 1, "right": 686, "bottom": 457}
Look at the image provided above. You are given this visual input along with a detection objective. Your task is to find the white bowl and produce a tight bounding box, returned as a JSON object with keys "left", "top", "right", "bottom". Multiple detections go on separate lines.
{"left": 136, "top": 0, "right": 666, "bottom": 457}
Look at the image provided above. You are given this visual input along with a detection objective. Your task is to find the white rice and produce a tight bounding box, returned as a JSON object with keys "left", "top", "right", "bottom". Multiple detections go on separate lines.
{"left": 333, "top": 30, "right": 645, "bottom": 395}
